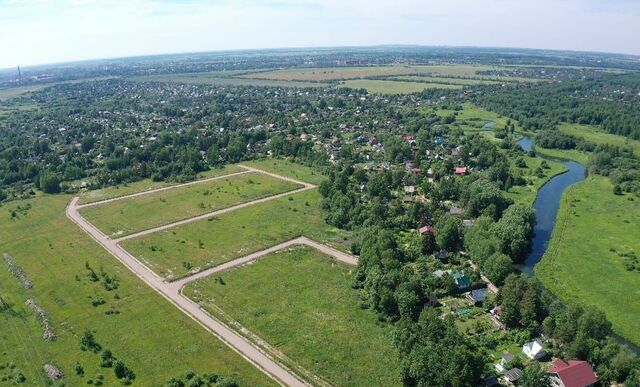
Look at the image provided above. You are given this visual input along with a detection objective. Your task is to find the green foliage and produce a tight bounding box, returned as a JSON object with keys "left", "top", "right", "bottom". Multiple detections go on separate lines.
{"left": 39, "top": 171, "right": 61, "bottom": 194}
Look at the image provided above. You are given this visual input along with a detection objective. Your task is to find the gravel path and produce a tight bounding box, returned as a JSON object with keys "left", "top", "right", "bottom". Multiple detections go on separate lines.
{"left": 66, "top": 166, "right": 356, "bottom": 387}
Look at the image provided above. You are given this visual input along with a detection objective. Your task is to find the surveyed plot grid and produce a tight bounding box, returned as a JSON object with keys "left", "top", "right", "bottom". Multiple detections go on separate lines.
{"left": 67, "top": 164, "right": 359, "bottom": 387}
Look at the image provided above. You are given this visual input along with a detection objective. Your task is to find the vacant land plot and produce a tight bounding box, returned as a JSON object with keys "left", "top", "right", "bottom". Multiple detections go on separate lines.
{"left": 559, "top": 123, "right": 640, "bottom": 155}
{"left": 184, "top": 246, "right": 400, "bottom": 386}
{"left": 78, "top": 165, "right": 243, "bottom": 204}
{"left": 536, "top": 176, "right": 640, "bottom": 346}
{"left": 122, "top": 189, "right": 349, "bottom": 280}
{"left": 0, "top": 195, "right": 274, "bottom": 386}
{"left": 242, "top": 158, "right": 328, "bottom": 185}
{"left": 81, "top": 172, "right": 300, "bottom": 237}
{"left": 341, "top": 79, "right": 461, "bottom": 94}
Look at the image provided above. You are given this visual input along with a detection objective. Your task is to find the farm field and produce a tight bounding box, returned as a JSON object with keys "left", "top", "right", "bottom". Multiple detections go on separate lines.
{"left": 340, "top": 79, "right": 461, "bottom": 94}
{"left": 122, "top": 189, "right": 350, "bottom": 280}
{"left": 559, "top": 123, "right": 640, "bottom": 155}
{"left": 78, "top": 164, "right": 243, "bottom": 204}
{"left": 183, "top": 246, "right": 401, "bottom": 386}
{"left": 132, "top": 72, "right": 325, "bottom": 88}
{"left": 80, "top": 171, "right": 301, "bottom": 237}
{"left": 536, "top": 176, "right": 640, "bottom": 346}
{"left": 0, "top": 195, "right": 274, "bottom": 386}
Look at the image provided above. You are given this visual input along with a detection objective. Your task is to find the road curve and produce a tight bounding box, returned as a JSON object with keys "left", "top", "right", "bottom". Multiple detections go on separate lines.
{"left": 67, "top": 197, "right": 309, "bottom": 387}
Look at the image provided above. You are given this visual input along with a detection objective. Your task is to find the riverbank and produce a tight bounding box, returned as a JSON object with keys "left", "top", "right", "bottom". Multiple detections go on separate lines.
{"left": 536, "top": 176, "right": 640, "bottom": 347}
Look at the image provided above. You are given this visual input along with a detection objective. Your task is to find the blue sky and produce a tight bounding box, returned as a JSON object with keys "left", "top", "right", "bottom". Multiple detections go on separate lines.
{"left": 1, "top": 0, "right": 639, "bottom": 68}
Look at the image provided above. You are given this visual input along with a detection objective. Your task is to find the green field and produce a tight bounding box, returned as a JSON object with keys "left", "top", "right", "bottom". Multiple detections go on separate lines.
{"left": 536, "top": 176, "right": 640, "bottom": 346}
{"left": 390, "top": 75, "right": 504, "bottom": 85}
{"left": 340, "top": 79, "right": 461, "bottom": 94}
{"left": 81, "top": 172, "right": 300, "bottom": 237}
{"left": 535, "top": 146, "right": 591, "bottom": 165}
{"left": 184, "top": 246, "right": 401, "bottom": 386}
{"left": 0, "top": 195, "right": 274, "bottom": 386}
{"left": 241, "top": 158, "right": 328, "bottom": 185}
{"left": 132, "top": 72, "right": 325, "bottom": 88}
{"left": 122, "top": 189, "right": 350, "bottom": 280}
{"left": 505, "top": 155, "right": 567, "bottom": 206}
{"left": 435, "top": 103, "right": 523, "bottom": 132}
{"left": 78, "top": 165, "right": 243, "bottom": 204}
{"left": 559, "top": 123, "right": 640, "bottom": 155}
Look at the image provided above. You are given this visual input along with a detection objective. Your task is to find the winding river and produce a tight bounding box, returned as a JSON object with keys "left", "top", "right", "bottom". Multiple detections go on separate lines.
{"left": 516, "top": 137, "right": 587, "bottom": 273}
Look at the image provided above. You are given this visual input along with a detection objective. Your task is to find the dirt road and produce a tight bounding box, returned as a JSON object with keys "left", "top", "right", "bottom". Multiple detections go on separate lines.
{"left": 66, "top": 166, "right": 357, "bottom": 387}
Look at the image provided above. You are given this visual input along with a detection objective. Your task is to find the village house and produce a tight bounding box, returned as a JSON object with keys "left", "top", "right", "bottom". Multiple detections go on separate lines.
{"left": 466, "top": 288, "right": 487, "bottom": 305}
{"left": 419, "top": 225, "right": 434, "bottom": 235}
{"left": 450, "top": 207, "right": 464, "bottom": 216}
{"left": 455, "top": 167, "right": 468, "bottom": 176}
{"left": 548, "top": 359, "right": 598, "bottom": 387}
{"left": 522, "top": 339, "right": 547, "bottom": 361}
{"left": 453, "top": 272, "right": 471, "bottom": 290}
{"left": 503, "top": 368, "right": 523, "bottom": 385}
{"left": 495, "top": 352, "right": 515, "bottom": 373}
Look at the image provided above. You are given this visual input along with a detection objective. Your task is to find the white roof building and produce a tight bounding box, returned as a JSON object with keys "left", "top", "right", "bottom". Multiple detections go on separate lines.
{"left": 522, "top": 339, "right": 547, "bottom": 361}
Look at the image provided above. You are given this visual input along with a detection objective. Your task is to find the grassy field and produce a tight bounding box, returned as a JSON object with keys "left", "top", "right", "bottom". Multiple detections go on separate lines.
{"left": 535, "top": 146, "right": 591, "bottom": 165}
{"left": 78, "top": 165, "right": 243, "bottom": 204}
{"left": 81, "top": 172, "right": 300, "bottom": 237}
{"left": 241, "top": 158, "right": 328, "bottom": 185}
{"left": 122, "top": 189, "right": 350, "bottom": 280}
{"left": 390, "top": 75, "right": 504, "bottom": 85}
{"left": 435, "top": 103, "right": 523, "bottom": 132}
{"left": 0, "top": 195, "right": 274, "bottom": 386}
{"left": 536, "top": 176, "right": 640, "bottom": 346}
{"left": 505, "top": 155, "right": 567, "bottom": 206}
{"left": 131, "top": 72, "right": 325, "bottom": 88}
{"left": 184, "top": 246, "right": 401, "bottom": 386}
{"left": 559, "top": 123, "right": 640, "bottom": 155}
{"left": 340, "top": 79, "right": 461, "bottom": 94}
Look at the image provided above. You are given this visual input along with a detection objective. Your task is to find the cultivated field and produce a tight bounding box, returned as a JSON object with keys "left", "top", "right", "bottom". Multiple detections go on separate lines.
{"left": 536, "top": 176, "right": 640, "bottom": 346}
{"left": 78, "top": 165, "right": 243, "bottom": 204}
{"left": 80, "top": 171, "right": 300, "bottom": 237}
{"left": 340, "top": 79, "right": 461, "bottom": 94}
{"left": 0, "top": 195, "right": 274, "bottom": 386}
{"left": 122, "top": 189, "right": 350, "bottom": 280}
{"left": 184, "top": 246, "right": 401, "bottom": 386}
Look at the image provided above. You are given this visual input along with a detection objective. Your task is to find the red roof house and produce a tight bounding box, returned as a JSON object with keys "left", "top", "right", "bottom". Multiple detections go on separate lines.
{"left": 455, "top": 167, "right": 468, "bottom": 176}
{"left": 548, "top": 359, "right": 598, "bottom": 387}
{"left": 419, "top": 226, "right": 435, "bottom": 235}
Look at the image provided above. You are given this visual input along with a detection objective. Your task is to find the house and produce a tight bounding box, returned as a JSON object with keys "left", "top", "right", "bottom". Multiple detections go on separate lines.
{"left": 433, "top": 269, "right": 452, "bottom": 278}
{"left": 435, "top": 250, "right": 448, "bottom": 262}
{"left": 455, "top": 167, "right": 468, "bottom": 176}
{"left": 425, "top": 294, "right": 439, "bottom": 307}
{"left": 450, "top": 207, "right": 464, "bottom": 216}
{"left": 495, "top": 352, "right": 515, "bottom": 373}
{"left": 490, "top": 306, "right": 507, "bottom": 330}
{"left": 463, "top": 219, "right": 475, "bottom": 227}
{"left": 453, "top": 272, "right": 471, "bottom": 290}
{"left": 503, "top": 368, "right": 523, "bottom": 384}
{"left": 435, "top": 136, "right": 446, "bottom": 146}
{"left": 548, "top": 359, "right": 598, "bottom": 387}
{"left": 467, "top": 288, "right": 488, "bottom": 304}
{"left": 410, "top": 168, "right": 422, "bottom": 175}
{"left": 482, "top": 376, "right": 499, "bottom": 387}
{"left": 404, "top": 185, "right": 415, "bottom": 195}
{"left": 419, "top": 226, "right": 434, "bottom": 235}
{"left": 405, "top": 134, "right": 416, "bottom": 146}
{"left": 523, "top": 339, "right": 547, "bottom": 361}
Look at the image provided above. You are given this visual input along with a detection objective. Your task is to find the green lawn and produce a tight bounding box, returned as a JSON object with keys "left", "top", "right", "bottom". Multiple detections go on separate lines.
{"left": 241, "top": 158, "right": 328, "bottom": 185}
{"left": 81, "top": 172, "right": 300, "bottom": 237}
{"left": 340, "top": 79, "right": 461, "bottom": 94}
{"left": 78, "top": 165, "right": 243, "bottom": 204}
{"left": 183, "top": 246, "right": 401, "bottom": 386}
{"left": 0, "top": 195, "right": 274, "bottom": 386}
{"left": 122, "top": 189, "right": 350, "bottom": 280}
{"left": 536, "top": 176, "right": 640, "bottom": 346}
{"left": 559, "top": 123, "right": 640, "bottom": 155}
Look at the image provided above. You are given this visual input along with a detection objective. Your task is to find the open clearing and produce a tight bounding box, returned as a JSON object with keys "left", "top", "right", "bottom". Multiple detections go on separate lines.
{"left": 131, "top": 72, "right": 325, "bottom": 88}
{"left": 340, "top": 79, "right": 461, "bottom": 94}
{"left": 559, "top": 123, "right": 640, "bottom": 155}
{"left": 390, "top": 75, "right": 504, "bottom": 85}
{"left": 536, "top": 176, "right": 640, "bottom": 346}
{"left": 122, "top": 189, "right": 350, "bottom": 280}
{"left": 505, "top": 154, "right": 567, "bottom": 206}
{"left": 0, "top": 195, "right": 274, "bottom": 386}
{"left": 241, "top": 158, "right": 328, "bottom": 185}
{"left": 78, "top": 165, "right": 243, "bottom": 204}
{"left": 80, "top": 171, "right": 300, "bottom": 237}
{"left": 184, "top": 245, "right": 401, "bottom": 386}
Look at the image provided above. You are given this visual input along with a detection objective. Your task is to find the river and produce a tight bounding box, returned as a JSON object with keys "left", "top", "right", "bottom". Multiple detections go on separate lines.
{"left": 516, "top": 137, "right": 587, "bottom": 273}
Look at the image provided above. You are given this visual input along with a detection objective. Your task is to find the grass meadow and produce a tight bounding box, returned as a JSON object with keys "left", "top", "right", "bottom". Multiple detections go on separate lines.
{"left": 80, "top": 171, "right": 300, "bottom": 237}
{"left": 340, "top": 79, "right": 461, "bottom": 94}
{"left": 184, "top": 246, "right": 401, "bottom": 386}
{"left": 0, "top": 195, "right": 274, "bottom": 386}
{"left": 536, "top": 176, "right": 640, "bottom": 346}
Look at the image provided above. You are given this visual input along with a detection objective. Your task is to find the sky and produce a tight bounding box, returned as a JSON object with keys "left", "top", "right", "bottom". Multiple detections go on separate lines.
{"left": 1, "top": 0, "right": 640, "bottom": 69}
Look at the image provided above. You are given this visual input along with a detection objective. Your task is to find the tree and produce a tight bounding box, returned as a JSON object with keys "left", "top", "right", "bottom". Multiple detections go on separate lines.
{"left": 39, "top": 171, "right": 61, "bottom": 194}
{"left": 520, "top": 364, "right": 552, "bottom": 387}
{"left": 482, "top": 252, "right": 514, "bottom": 286}
{"left": 436, "top": 216, "right": 463, "bottom": 252}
